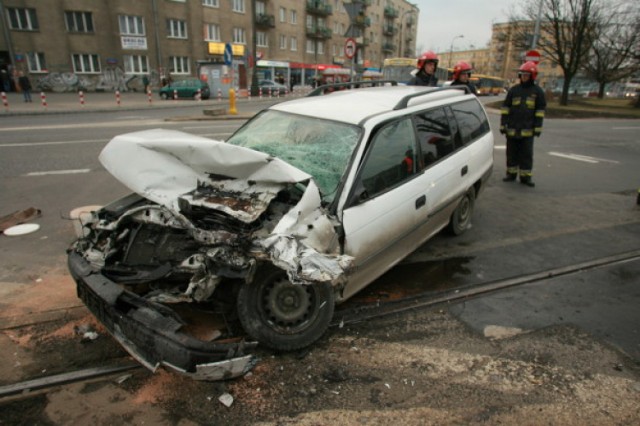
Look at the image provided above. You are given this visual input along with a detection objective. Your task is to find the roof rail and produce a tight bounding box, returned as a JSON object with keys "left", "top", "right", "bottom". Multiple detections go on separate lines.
{"left": 307, "top": 80, "right": 398, "bottom": 97}
{"left": 393, "top": 86, "right": 469, "bottom": 110}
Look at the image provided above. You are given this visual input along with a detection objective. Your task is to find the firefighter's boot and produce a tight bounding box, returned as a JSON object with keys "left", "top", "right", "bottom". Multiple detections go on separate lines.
{"left": 502, "top": 173, "right": 517, "bottom": 182}
{"left": 520, "top": 176, "right": 535, "bottom": 187}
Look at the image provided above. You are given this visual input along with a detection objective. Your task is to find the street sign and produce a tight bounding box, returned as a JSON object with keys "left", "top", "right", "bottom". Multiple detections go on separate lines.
{"left": 344, "top": 38, "right": 357, "bottom": 59}
{"left": 224, "top": 43, "right": 233, "bottom": 65}
{"left": 525, "top": 50, "right": 541, "bottom": 64}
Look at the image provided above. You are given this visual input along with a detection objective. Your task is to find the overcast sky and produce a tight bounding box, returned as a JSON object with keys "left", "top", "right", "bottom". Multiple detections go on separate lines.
{"left": 411, "top": 0, "right": 518, "bottom": 54}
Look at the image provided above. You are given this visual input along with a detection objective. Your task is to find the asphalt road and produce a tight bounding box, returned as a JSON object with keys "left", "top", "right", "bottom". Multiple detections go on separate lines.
{"left": 1, "top": 97, "right": 639, "bottom": 362}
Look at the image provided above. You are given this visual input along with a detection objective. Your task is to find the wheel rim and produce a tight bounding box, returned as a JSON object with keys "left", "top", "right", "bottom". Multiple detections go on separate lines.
{"left": 457, "top": 196, "right": 471, "bottom": 225}
{"left": 261, "top": 277, "right": 317, "bottom": 333}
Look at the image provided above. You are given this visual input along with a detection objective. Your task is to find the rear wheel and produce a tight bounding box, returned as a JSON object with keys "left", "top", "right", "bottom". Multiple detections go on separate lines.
{"left": 160, "top": 92, "right": 169, "bottom": 100}
{"left": 449, "top": 187, "right": 475, "bottom": 235}
{"left": 237, "top": 265, "right": 334, "bottom": 351}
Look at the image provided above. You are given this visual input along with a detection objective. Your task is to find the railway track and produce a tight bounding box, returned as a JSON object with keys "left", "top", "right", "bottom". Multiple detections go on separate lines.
{"left": 1, "top": 248, "right": 638, "bottom": 400}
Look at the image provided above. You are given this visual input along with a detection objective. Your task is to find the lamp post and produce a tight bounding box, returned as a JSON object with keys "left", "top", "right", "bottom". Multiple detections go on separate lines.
{"left": 448, "top": 34, "right": 464, "bottom": 68}
{"left": 398, "top": 8, "right": 417, "bottom": 57}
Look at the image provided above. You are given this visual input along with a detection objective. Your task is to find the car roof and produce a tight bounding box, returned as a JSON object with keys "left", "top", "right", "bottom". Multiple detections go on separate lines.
{"left": 270, "top": 85, "right": 472, "bottom": 125}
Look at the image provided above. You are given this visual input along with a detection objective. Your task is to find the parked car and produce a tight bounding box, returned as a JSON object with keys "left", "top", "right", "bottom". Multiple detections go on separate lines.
{"left": 159, "top": 78, "right": 210, "bottom": 100}
{"left": 258, "top": 79, "right": 288, "bottom": 95}
{"left": 67, "top": 83, "right": 493, "bottom": 380}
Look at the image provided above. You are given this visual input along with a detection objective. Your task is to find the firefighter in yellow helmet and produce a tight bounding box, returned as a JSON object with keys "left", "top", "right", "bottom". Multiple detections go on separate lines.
{"left": 500, "top": 61, "right": 546, "bottom": 187}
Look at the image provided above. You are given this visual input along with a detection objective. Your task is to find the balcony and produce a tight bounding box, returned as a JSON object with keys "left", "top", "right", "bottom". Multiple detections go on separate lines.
{"left": 354, "top": 15, "right": 371, "bottom": 27}
{"left": 306, "top": 1, "right": 333, "bottom": 16}
{"left": 382, "top": 43, "right": 395, "bottom": 53}
{"left": 255, "top": 14, "right": 275, "bottom": 29}
{"left": 405, "top": 16, "right": 414, "bottom": 27}
{"left": 384, "top": 6, "right": 398, "bottom": 18}
{"left": 356, "top": 37, "right": 370, "bottom": 46}
{"left": 383, "top": 25, "right": 397, "bottom": 36}
{"left": 353, "top": 0, "right": 372, "bottom": 5}
{"left": 306, "top": 26, "right": 332, "bottom": 39}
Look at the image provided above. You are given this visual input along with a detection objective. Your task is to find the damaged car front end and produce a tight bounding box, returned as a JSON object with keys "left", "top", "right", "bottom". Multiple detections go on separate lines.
{"left": 68, "top": 125, "right": 358, "bottom": 380}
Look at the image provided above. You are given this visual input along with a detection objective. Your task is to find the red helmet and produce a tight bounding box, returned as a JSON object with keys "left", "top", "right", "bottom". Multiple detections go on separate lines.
{"left": 417, "top": 51, "right": 439, "bottom": 69}
{"left": 452, "top": 61, "right": 473, "bottom": 80}
{"left": 518, "top": 61, "right": 538, "bottom": 80}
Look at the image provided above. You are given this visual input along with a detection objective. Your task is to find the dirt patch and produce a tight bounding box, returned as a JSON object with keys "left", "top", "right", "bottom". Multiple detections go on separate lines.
{"left": 3, "top": 307, "right": 638, "bottom": 425}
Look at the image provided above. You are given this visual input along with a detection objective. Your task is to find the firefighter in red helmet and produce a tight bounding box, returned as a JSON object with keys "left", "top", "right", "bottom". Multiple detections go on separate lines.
{"left": 408, "top": 51, "right": 439, "bottom": 87}
{"left": 500, "top": 61, "right": 546, "bottom": 187}
{"left": 450, "top": 61, "right": 478, "bottom": 95}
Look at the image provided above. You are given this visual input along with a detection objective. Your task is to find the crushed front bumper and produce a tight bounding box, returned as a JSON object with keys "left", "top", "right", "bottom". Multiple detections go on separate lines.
{"left": 68, "top": 252, "right": 257, "bottom": 381}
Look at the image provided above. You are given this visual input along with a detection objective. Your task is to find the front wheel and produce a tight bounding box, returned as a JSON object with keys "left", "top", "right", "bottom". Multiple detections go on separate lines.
{"left": 160, "top": 92, "right": 169, "bottom": 100}
{"left": 237, "top": 265, "right": 334, "bottom": 351}
{"left": 449, "top": 187, "right": 475, "bottom": 235}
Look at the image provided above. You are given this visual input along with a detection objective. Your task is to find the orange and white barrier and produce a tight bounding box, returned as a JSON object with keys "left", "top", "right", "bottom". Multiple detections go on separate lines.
{"left": 40, "top": 92, "right": 47, "bottom": 109}
{"left": 79, "top": 90, "right": 85, "bottom": 106}
{"left": 1, "top": 91, "right": 8, "bottom": 111}
{"left": 147, "top": 89, "right": 153, "bottom": 105}
{"left": 115, "top": 90, "right": 121, "bottom": 106}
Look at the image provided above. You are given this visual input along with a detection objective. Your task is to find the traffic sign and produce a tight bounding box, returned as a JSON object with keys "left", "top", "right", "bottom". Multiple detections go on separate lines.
{"left": 344, "top": 38, "right": 357, "bottom": 59}
{"left": 224, "top": 43, "right": 233, "bottom": 65}
{"left": 525, "top": 50, "right": 541, "bottom": 64}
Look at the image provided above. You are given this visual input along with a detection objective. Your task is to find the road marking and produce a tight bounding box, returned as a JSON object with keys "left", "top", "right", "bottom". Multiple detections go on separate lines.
{"left": 26, "top": 169, "right": 91, "bottom": 176}
{"left": 494, "top": 145, "right": 506, "bottom": 150}
{"left": 0, "top": 139, "right": 108, "bottom": 148}
{"left": 612, "top": 126, "right": 640, "bottom": 130}
{"left": 0, "top": 119, "right": 171, "bottom": 132}
{"left": 548, "top": 151, "right": 619, "bottom": 164}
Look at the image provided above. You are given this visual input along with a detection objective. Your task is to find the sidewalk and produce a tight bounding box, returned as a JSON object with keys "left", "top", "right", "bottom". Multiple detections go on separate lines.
{"left": 0, "top": 90, "right": 294, "bottom": 117}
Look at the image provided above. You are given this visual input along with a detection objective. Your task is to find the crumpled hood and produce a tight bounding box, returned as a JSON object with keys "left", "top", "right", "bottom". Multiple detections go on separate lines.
{"left": 99, "top": 129, "right": 353, "bottom": 285}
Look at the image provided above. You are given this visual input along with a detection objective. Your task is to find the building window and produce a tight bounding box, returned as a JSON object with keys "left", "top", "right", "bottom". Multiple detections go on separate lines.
{"left": 123, "top": 55, "right": 149, "bottom": 74}
{"left": 72, "top": 54, "right": 100, "bottom": 73}
{"left": 167, "top": 19, "right": 187, "bottom": 39}
{"left": 233, "top": 27, "right": 246, "bottom": 44}
{"left": 7, "top": 7, "right": 39, "bottom": 30}
{"left": 279, "top": 7, "right": 286, "bottom": 22}
{"left": 204, "top": 23, "right": 220, "bottom": 41}
{"left": 317, "top": 41, "right": 324, "bottom": 55}
{"left": 202, "top": 0, "right": 219, "bottom": 7}
{"left": 306, "top": 40, "right": 315, "bottom": 54}
{"left": 256, "top": 1, "right": 265, "bottom": 15}
{"left": 279, "top": 35, "right": 286, "bottom": 50}
{"left": 257, "top": 31, "right": 268, "bottom": 47}
{"left": 27, "top": 52, "right": 47, "bottom": 72}
{"left": 170, "top": 56, "right": 190, "bottom": 74}
{"left": 65, "top": 11, "right": 94, "bottom": 33}
{"left": 290, "top": 10, "right": 297, "bottom": 24}
{"left": 232, "top": 0, "right": 245, "bottom": 13}
{"left": 119, "top": 15, "right": 145, "bottom": 36}
{"left": 291, "top": 37, "right": 297, "bottom": 52}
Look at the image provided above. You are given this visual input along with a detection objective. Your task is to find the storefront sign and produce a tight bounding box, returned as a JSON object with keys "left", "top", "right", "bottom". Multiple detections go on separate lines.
{"left": 121, "top": 36, "right": 147, "bottom": 50}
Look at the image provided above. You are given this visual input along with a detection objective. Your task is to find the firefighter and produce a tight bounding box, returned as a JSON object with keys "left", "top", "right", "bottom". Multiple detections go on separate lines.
{"left": 450, "top": 61, "right": 478, "bottom": 95}
{"left": 500, "top": 61, "right": 546, "bottom": 187}
{"left": 408, "top": 51, "right": 439, "bottom": 87}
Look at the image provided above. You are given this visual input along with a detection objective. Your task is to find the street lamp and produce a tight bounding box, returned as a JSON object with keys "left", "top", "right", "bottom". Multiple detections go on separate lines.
{"left": 398, "top": 8, "right": 417, "bottom": 57}
{"left": 448, "top": 34, "right": 464, "bottom": 68}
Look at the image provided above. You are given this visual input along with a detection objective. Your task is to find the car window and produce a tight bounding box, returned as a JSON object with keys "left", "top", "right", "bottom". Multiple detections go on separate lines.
{"left": 414, "top": 107, "right": 453, "bottom": 168}
{"left": 448, "top": 99, "right": 490, "bottom": 146}
{"left": 226, "top": 110, "right": 361, "bottom": 201}
{"left": 359, "top": 117, "right": 417, "bottom": 197}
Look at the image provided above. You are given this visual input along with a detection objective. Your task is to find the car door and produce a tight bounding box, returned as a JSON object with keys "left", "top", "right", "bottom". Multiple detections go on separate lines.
{"left": 340, "top": 117, "right": 429, "bottom": 300}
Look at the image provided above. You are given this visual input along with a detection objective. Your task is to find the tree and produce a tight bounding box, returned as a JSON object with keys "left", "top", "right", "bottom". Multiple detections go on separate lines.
{"left": 582, "top": 1, "right": 640, "bottom": 99}
{"left": 510, "top": 0, "right": 602, "bottom": 106}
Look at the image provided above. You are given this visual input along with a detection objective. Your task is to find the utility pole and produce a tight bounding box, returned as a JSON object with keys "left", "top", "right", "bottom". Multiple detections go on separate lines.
{"left": 250, "top": 0, "right": 258, "bottom": 95}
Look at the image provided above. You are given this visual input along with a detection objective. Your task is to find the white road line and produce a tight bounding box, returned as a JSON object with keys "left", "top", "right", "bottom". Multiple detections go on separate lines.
{"left": 612, "top": 127, "right": 640, "bottom": 130}
{"left": 548, "top": 151, "right": 619, "bottom": 164}
{"left": 0, "top": 119, "right": 171, "bottom": 132}
{"left": 26, "top": 169, "right": 91, "bottom": 176}
{"left": 494, "top": 145, "right": 506, "bottom": 150}
{"left": 0, "top": 139, "right": 108, "bottom": 148}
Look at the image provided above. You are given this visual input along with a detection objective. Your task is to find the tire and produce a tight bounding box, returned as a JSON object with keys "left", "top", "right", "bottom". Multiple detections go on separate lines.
{"left": 160, "top": 92, "right": 169, "bottom": 100}
{"left": 449, "top": 187, "right": 475, "bottom": 235}
{"left": 237, "top": 265, "right": 335, "bottom": 351}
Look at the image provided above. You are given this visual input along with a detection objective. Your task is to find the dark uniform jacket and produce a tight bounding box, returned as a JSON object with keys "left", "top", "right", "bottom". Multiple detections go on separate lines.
{"left": 500, "top": 81, "right": 546, "bottom": 138}
{"left": 451, "top": 80, "right": 478, "bottom": 95}
{"left": 408, "top": 69, "right": 438, "bottom": 87}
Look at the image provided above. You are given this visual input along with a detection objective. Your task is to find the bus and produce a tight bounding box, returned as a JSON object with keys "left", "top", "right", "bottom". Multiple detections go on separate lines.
{"left": 470, "top": 74, "right": 505, "bottom": 96}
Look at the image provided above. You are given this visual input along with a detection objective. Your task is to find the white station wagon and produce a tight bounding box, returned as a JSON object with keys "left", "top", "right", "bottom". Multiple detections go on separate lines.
{"left": 68, "top": 84, "right": 494, "bottom": 380}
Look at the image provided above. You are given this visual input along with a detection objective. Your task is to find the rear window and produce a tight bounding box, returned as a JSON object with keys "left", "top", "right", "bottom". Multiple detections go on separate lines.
{"left": 449, "top": 99, "right": 490, "bottom": 145}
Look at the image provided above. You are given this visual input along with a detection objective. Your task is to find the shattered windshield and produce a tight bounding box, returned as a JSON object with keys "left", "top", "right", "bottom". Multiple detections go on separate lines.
{"left": 227, "top": 110, "right": 361, "bottom": 201}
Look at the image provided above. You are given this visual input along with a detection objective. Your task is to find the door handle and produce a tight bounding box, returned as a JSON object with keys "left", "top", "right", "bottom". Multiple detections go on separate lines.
{"left": 461, "top": 165, "right": 468, "bottom": 176}
{"left": 415, "top": 195, "right": 426, "bottom": 209}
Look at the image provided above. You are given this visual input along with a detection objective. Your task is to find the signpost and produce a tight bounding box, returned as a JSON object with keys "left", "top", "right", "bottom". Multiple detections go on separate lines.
{"left": 345, "top": 38, "right": 357, "bottom": 81}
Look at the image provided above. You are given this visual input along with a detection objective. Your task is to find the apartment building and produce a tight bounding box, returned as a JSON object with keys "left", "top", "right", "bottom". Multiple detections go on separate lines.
{"left": 0, "top": 0, "right": 418, "bottom": 94}
{"left": 436, "top": 21, "right": 563, "bottom": 89}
